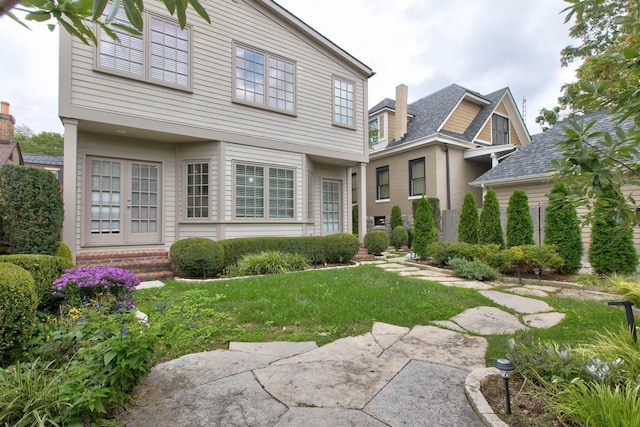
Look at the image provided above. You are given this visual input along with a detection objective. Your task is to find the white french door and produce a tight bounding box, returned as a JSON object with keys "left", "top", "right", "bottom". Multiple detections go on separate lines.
{"left": 86, "top": 157, "right": 161, "bottom": 245}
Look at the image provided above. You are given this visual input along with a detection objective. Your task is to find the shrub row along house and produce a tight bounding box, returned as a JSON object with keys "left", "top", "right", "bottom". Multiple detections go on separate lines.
{"left": 59, "top": 0, "right": 373, "bottom": 271}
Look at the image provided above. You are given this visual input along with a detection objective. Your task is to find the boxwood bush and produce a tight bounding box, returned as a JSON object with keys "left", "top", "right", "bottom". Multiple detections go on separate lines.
{"left": 391, "top": 225, "right": 409, "bottom": 249}
{"left": 426, "top": 241, "right": 509, "bottom": 272}
{"left": 0, "top": 262, "right": 37, "bottom": 365}
{"left": 55, "top": 242, "right": 73, "bottom": 263}
{"left": 0, "top": 254, "right": 73, "bottom": 312}
{"left": 170, "top": 237, "right": 225, "bottom": 278}
{"left": 322, "top": 233, "right": 360, "bottom": 263}
{"left": 364, "top": 230, "right": 390, "bottom": 255}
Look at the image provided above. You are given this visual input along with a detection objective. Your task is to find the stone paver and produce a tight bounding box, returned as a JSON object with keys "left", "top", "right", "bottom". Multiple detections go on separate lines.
{"left": 431, "top": 320, "right": 467, "bottom": 333}
{"left": 137, "top": 280, "right": 165, "bottom": 289}
{"left": 557, "top": 288, "right": 620, "bottom": 302}
{"left": 371, "top": 321, "right": 410, "bottom": 350}
{"left": 275, "top": 408, "right": 386, "bottom": 427}
{"left": 451, "top": 306, "right": 527, "bottom": 335}
{"left": 507, "top": 287, "right": 550, "bottom": 297}
{"left": 523, "top": 312, "right": 566, "bottom": 328}
{"left": 480, "top": 290, "right": 553, "bottom": 313}
{"left": 439, "top": 280, "right": 495, "bottom": 289}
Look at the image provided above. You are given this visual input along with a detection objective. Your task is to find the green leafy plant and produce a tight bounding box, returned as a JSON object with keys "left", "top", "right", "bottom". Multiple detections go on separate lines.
{"left": 236, "top": 251, "right": 308, "bottom": 276}
{"left": 390, "top": 225, "right": 409, "bottom": 249}
{"left": 0, "top": 263, "right": 37, "bottom": 365}
{"left": 506, "top": 189, "right": 535, "bottom": 248}
{"left": 322, "top": 233, "right": 360, "bottom": 263}
{"left": 478, "top": 188, "right": 504, "bottom": 248}
{"left": 352, "top": 204, "right": 359, "bottom": 236}
{"left": 0, "top": 165, "right": 63, "bottom": 256}
{"left": 426, "top": 241, "right": 509, "bottom": 272}
{"left": 413, "top": 196, "right": 436, "bottom": 258}
{"left": 458, "top": 192, "right": 479, "bottom": 244}
{"left": 448, "top": 257, "right": 499, "bottom": 281}
{"left": 55, "top": 242, "right": 73, "bottom": 263}
{"left": 364, "top": 230, "right": 390, "bottom": 255}
{"left": 507, "top": 245, "right": 564, "bottom": 274}
{"left": 544, "top": 182, "right": 583, "bottom": 274}
{"left": 606, "top": 275, "right": 640, "bottom": 306}
{"left": 390, "top": 205, "right": 403, "bottom": 230}
{"left": 170, "top": 237, "right": 225, "bottom": 278}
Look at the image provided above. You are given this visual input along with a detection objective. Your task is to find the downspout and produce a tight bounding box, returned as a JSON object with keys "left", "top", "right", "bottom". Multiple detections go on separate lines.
{"left": 443, "top": 143, "right": 451, "bottom": 210}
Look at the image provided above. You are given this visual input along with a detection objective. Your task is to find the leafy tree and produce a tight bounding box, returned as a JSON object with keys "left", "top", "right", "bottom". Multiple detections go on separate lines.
{"left": 458, "top": 192, "right": 479, "bottom": 244}
{"left": 551, "top": 0, "right": 640, "bottom": 229}
{"left": 390, "top": 205, "right": 403, "bottom": 230}
{"left": 14, "top": 125, "right": 63, "bottom": 155}
{"left": 478, "top": 188, "right": 504, "bottom": 248}
{"left": 412, "top": 196, "right": 435, "bottom": 258}
{"left": 3, "top": 0, "right": 210, "bottom": 45}
{"left": 589, "top": 186, "right": 637, "bottom": 275}
{"left": 544, "top": 182, "right": 583, "bottom": 274}
{"left": 506, "top": 189, "right": 535, "bottom": 248}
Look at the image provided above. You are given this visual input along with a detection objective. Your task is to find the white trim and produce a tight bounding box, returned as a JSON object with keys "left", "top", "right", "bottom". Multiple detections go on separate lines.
{"left": 470, "top": 172, "right": 555, "bottom": 187}
{"left": 369, "top": 133, "right": 474, "bottom": 160}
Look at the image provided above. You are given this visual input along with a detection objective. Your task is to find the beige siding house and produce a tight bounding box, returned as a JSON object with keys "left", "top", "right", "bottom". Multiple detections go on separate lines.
{"left": 365, "top": 84, "right": 530, "bottom": 229}
{"left": 59, "top": 0, "right": 373, "bottom": 270}
{"left": 471, "top": 110, "right": 640, "bottom": 255}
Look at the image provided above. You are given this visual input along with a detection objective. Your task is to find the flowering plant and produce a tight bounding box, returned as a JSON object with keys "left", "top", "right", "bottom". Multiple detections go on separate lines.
{"left": 53, "top": 266, "right": 139, "bottom": 310}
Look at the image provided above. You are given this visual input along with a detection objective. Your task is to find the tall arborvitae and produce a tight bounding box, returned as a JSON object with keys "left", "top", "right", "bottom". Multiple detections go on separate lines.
{"left": 506, "top": 189, "right": 535, "bottom": 247}
{"left": 413, "top": 196, "right": 436, "bottom": 258}
{"left": 478, "top": 188, "right": 504, "bottom": 248}
{"left": 544, "top": 182, "right": 582, "bottom": 274}
{"left": 390, "top": 205, "right": 403, "bottom": 230}
{"left": 458, "top": 192, "right": 479, "bottom": 244}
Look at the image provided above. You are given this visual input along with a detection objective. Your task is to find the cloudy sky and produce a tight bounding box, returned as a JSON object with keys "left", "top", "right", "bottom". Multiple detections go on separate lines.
{"left": 0, "top": 0, "right": 577, "bottom": 135}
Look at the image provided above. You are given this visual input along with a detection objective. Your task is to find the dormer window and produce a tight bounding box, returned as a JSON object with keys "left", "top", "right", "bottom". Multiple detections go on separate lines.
{"left": 368, "top": 118, "right": 379, "bottom": 145}
{"left": 492, "top": 114, "right": 509, "bottom": 146}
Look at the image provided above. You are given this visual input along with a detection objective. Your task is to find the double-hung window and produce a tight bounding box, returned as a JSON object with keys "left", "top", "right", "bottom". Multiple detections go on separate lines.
{"left": 234, "top": 44, "right": 295, "bottom": 113}
{"left": 409, "top": 158, "right": 425, "bottom": 197}
{"left": 492, "top": 114, "right": 510, "bottom": 145}
{"left": 333, "top": 77, "right": 355, "bottom": 127}
{"left": 369, "top": 118, "right": 379, "bottom": 145}
{"left": 376, "top": 166, "right": 389, "bottom": 201}
{"left": 235, "top": 163, "right": 294, "bottom": 219}
{"left": 97, "top": 6, "right": 191, "bottom": 90}
{"left": 185, "top": 162, "right": 209, "bottom": 219}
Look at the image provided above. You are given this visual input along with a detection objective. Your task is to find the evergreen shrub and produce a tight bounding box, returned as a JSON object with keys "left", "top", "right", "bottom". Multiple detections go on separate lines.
{"left": 448, "top": 257, "right": 499, "bottom": 281}
{"left": 390, "top": 205, "right": 403, "bottom": 230}
{"left": 170, "top": 237, "right": 225, "bottom": 278}
{"left": 364, "top": 230, "right": 390, "bottom": 255}
{"left": 413, "top": 196, "right": 436, "bottom": 258}
{"left": 352, "top": 204, "right": 359, "bottom": 236}
{"left": 0, "top": 165, "right": 63, "bottom": 255}
{"left": 323, "top": 233, "right": 360, "bottom": 263}
{"left": 391, "top": 225, "right": 409, "bottom": 249}
{"left": 508, "top": 245, "right": 564, "bottom": 274}
{"left": 478, "top": 188, "right": 504, "bottom": 248}
{"left": 544, "top": 182, "right": 583, "bottom": 274}
{"left": 506, "top": 189, "right": 535, "bottom": 247}
{"left": 236, "top": 251, "right": 308, "bottom": 276}
{"left": 55, "top": 242, "right": 73, "bottom": 263}
{"left": 458, "top": 192, "right": 479, "bottom": 244}
{"left": 427, "top": 241, "right": 509, "bottom": 272}
{"left": 0, "top": 262, "right": 37, "bottom": 364}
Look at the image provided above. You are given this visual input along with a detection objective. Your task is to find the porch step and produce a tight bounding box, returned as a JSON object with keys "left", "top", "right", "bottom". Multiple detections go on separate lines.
{"left": 75, "top": 250, "right": 174, "bottom": 281}
{"left": 353, "top": 247, "right": 375, "bottom": 261}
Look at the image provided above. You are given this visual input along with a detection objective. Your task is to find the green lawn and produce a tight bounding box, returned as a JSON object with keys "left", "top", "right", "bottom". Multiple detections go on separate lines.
{"left": 135, "top": 264, "right": 626, "bottom": 364}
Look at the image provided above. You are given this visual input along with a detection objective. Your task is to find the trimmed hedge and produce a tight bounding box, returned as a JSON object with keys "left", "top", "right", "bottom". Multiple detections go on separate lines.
{"left": 458, "top": 192, "right": 479, "bottom": 244}
{"left": 170, "top": 238, "right": 224, "bottom": 278}
{"left": 0, "top": 254, "right": 73, "bottom": 311}
{"left": 55, "top": 242, "right": 73, "bottom": 263}
{"left": 0, "top": 262, "right": 37, "bottom": 365}
{"left": 508, "top": 244, "right": 564, "bottom": 274}
{"left": 391, "top": 225, "right": 409, "bottom": 249}
{"left": 390, "top": 206, "right": 403, "bottom": 230}
{"left": 479, "top": 188, "right": 504, "bottom": 248}
{"left": 506, "top": 190, "right": 535, "bottom": 248}
{"left": 364, "top": 230, "right": 390, "bottom": 255}
{"left": 426, "top": 241, "right": 510, "bottom": 272}
{"left": 413, "top": 196, "right": 436, "bottom": 258}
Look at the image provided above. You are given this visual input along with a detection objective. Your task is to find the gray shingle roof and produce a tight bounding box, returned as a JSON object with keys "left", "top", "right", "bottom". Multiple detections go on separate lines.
{"left": 472, "top": 110, "right": 634, "bottom": 184}
{"left": 23, "top": 153, "right": 64, "bottom": 166}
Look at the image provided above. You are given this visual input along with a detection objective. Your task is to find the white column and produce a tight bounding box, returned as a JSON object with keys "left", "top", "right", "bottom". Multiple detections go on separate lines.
{"left": 62, "top": 119, "right": 78, "bottom": 262}
{"left": 358, "top": 162, "right": 367, "bottom": 244}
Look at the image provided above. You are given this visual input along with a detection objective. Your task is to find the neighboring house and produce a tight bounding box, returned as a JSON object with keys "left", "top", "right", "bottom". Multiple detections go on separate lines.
{"left": 23, "top": 153, "right": 64, "bottom": 185}
{"left": 0, "top": 101, "right": 24, "bottom": 166}
{"left": 59, "top": 0, "right": 373, "bottom": 272}
{"left": 471, "top": 110, "right": 640, "bottom": 253}
{"left": 365, "top": 84, "right": 530, "bottom": 229}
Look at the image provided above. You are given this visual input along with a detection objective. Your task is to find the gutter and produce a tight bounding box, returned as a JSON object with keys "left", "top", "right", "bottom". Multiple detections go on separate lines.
{"left": 470, "top": 172, "right": 556, "bottom": 187}
{"left": 443, "top": 143, "right": 451, "bottom": 210}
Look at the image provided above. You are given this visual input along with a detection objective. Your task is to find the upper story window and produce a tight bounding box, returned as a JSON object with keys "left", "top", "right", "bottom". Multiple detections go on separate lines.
{"left": 97, "top": 5, "right": 191, "bottom": 90}
{"left": 234, "top": 44, "right": 296, "bottom": 114}
{"left": 185, "top": 162, "right": 209, "bottom": 219}
{"left": 376, "top": 166, "right": 389, "bottom": 201}
{"left": 409, "top": 157, "right": 425, "bottom": 197}
{"left": 333, "top": 77, "right": 355, "bottom": 128}
{"left": 235, "top": 163, "right": 295, "bottom": 219}
{"left": 368, "top": 119, "right": 379, "bottom": 146}
{"left": 492, "top": 114, "right": 509, "bottom": 146}
{"left": 351, "top": 172, "right": 357, "bottom": 203}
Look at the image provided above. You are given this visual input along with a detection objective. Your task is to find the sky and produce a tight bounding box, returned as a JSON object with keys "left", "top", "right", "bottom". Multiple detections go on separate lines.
{"left": 0, "top": 0, "right": 578, "bottom": 135}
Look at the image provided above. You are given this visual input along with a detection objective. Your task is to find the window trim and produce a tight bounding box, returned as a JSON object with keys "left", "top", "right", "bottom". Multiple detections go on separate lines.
{"left": 94, "top": 10, "right": 193, "bottom": 92}
{"left": 183, "top": 160, "right": 211, "bottom": 221}
{"left": 232, "top": 161, "right": 297, "bottom": 221}
{"left": 368, "top": 117, "right": 379, "bottom": 145}
{"left": 232, "top": 42, "right": 297, "bottom": 116}
{"left": 376, "top": 165, "right": 390, "bottom": 201}
{"left": 332, "top": 75, "right": 356, "bottom": 129}
{"left": 321, "top": 179, "right": 341, "bottom": 233}
{"left": 492, "top": 113, "right": 510, "bottom": 146}
{"left": 408, "top": 157, "right": 426, "bottom": 198}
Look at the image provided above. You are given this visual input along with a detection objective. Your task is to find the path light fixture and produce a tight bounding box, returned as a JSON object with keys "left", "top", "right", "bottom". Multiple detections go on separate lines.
{"left": 533, "top": 266, "right": 541, "bottom": 284}
{"left": 196, "top": 258, "right": 206, "bottom": 279}
{"left": 494, "top": 358, "right": 516, "bottom": 415}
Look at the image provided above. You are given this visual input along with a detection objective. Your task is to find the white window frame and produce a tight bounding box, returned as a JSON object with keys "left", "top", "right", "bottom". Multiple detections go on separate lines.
{"left": 322, "top": 179, "right": 341, "bottom": 233}
{"left": 233, "top": 42, "right": 297, "bottom": 115}
{"left": 184, "top": 161, "right": 210, "bottom": 220}
{"left": 333, "top": 76, "right": 356, "bottom": 129}
{"left": 409, "top": 157, "right": 425, "bottom": 198}
{"left": 234, "top": 162, "right": 296, "bottom": 220}
{"left": 96, "top": 7, "right": 193, "bottom": 91}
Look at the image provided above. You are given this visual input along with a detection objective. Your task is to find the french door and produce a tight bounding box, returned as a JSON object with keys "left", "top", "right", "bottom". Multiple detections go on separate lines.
{"left": 87, "top": 157, "right": 161, "bottom": 245}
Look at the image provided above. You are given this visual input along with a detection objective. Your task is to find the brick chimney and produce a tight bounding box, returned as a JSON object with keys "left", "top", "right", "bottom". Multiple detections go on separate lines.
{"left": 394, "top": 84, "right": 408, "bottom": 141}
{"left": 0, "top": 101, "right": 15, "bottom": 142}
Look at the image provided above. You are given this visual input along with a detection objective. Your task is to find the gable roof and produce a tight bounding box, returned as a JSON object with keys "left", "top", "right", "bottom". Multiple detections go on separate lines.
{"left": 471, "top": 110, "right": 634, "bottom": 186}
{"left": 0, "top": 140, "right": 22, "bottom": 165}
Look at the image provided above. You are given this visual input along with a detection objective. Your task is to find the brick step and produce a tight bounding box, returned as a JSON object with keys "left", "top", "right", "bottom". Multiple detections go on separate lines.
{"left": 76, "top": 250, "right": 174, "bottom": 281}
{"left": 353, "top": 247, "right": 375, "bottom": 261}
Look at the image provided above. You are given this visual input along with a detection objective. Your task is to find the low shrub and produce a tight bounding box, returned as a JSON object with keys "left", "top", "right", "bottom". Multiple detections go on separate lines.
{"left": 426, "top": 241, "right": 509, "bottom": 272}
{"left": 52, "top": 266, "right": 139, "bottom": 310}
{"left": 0, "top": 263, "right": 37, "bottom": 365}
{"left": 0, "top": 254, "right": 73, "bottom": 312}
{"left": 508, "top": 244, "right": 563, "bottom": 274}
{"left": 55, "top": 242, "right": 73, "bottom": 263}
{"left": 606, "top": 274, "right": 640, "bottom": 306}
{"left": 407, "top": 228, "right": 414, "bottom": 249}
{"left": 323, "top": 233, "right": 360, "bottom": 263}
{"left": 448, "top": 257, "right": 499, "bottom": 281}
{"left": 236, "top": 251, "right": 308, "bottom": 276}
{"left": 364, "top": 230, "right": 390, "bottom": 255}
{"left": 170, "top": 237, "right": 224, "bottom": 278}
{"left": 391, "top": 225, "right": 409, "bottom": 249}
